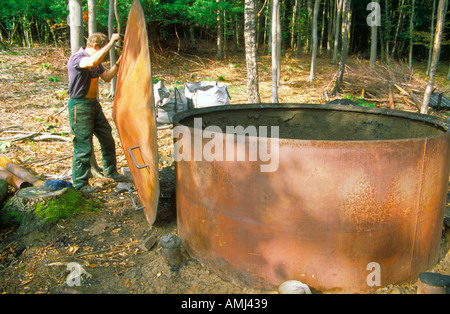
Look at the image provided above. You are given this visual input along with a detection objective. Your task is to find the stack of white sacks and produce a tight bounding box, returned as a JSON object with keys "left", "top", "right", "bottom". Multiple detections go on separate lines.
{"left": 154, "top": 80, "right": 230, "bottom": 124}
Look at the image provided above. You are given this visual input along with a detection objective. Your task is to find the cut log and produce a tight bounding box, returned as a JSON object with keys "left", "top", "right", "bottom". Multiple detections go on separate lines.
{"left": 0, "top": 155, "right": 43, "bottom": 186}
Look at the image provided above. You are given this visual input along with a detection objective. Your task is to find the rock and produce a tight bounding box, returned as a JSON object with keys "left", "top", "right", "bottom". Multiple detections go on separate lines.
{"left": 115, "top": 182, "right": 134, "bottom": 193}
{"left": 278, "top": 280, "right": 311, "bottom": 294}
{"left": 121, "top": 167, "right": 134, "bottom": 182}
{"left": 138, "top": 235, "right": 157, "bottom": 252}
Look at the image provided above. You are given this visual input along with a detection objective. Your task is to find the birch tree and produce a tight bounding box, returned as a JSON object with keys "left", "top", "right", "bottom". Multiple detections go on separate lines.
{"left": 332, "top": 0, "right": 343, "bottom": 62}
{"left": 368, "top": 0, "right": 380, "bottom": 67}
{"left": 68, "top": 0, "right": 83, "bottom": 54}
{"left": 87, "top": 0, "right": 97, "bottom": 36}
{"left": 447, "top": 62, "right": 450, "bottom": 81}
{"left": 217, "top": 0, "right": 225, "bottom": 60}
{"left": 422, "top": 0, "right": 448, "bottom": 114}
{"left": 309, "top": 0, "right": 320, "bottom": 81}
{"left": 272, "top": 0, "right": 281, "bottom": 103}
{"left": 108, "top": 0, "right": 117, "bottom": 98}
{"left": 244, "top": 0, "right": 261, "bottom": 103}
{"left": 426, "top": 0, "right": 437, "bottom": 76}
{"left": 408, "top": 0, "right": 415, "bottom": 69}
{"left": 331, "top": 0, "right": 351, "bottom": 96}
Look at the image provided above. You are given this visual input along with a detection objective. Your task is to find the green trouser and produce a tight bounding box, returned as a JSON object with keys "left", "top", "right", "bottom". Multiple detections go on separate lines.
{"left": 68, "top": 98, "right": 117, "bottom": 189}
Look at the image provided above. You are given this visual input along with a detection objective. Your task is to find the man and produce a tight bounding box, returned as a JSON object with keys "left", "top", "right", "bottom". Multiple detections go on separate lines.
{"left": 67, "top": 32, "right": 125, "bottom": 193}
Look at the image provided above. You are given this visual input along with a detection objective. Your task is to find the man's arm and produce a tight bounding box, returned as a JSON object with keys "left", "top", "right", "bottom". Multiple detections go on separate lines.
{"left": 79, "top": 34, "right": 120, "bottom": 69}
{"left": 100, "top": 55, "right": 122, "bottom": 83}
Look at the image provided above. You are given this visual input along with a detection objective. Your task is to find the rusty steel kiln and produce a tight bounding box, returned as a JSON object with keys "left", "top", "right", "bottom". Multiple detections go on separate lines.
{"left": 114, "top": 0, "right": 450, "bottom": 292}
{"left": 172, "top": 104, "right": 450, "bottom": 292}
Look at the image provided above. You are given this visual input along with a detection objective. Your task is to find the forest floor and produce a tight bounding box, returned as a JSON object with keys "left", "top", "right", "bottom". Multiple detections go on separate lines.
{"left": 0, "top": 43, "right": 450, "bottom": 294}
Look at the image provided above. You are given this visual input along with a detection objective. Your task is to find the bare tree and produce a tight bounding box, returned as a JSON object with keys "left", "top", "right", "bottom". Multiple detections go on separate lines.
{"left": 391, "top": 0, "right": 405, "bottom": 57}
{"left": 331, "top": 0, "right": 351, "bottom": 96}
{"left": 272, "top": 0, "right": 281, "bottom": 103}
{"left": 426, "top": 0, "right": 437, "bottom": 76}
{"left": 87, "top": 0, "right": 97, "bottom": 36}
{"left": 408, "top": 0, "right": 415, "bottom": 69}
{"left": 108, "top": 0, "right": 117, "bottom": 98}
{"left": 369, "top": 0, "right": 379, "bottom": 67}
{"left": 447, "top": 62, "right": 450, "bottom": 81}
{"left": 310, "top": 0, "right": 320, "bottom": 81}
{"left": 244, "top": 0, "right": 261, "bottom": 103}
{"left": 68, "top": 0, "right": 84, "bottom": 54}
{"left": 290, "top": 0, "right": 299, "bottom": 51}
{"left": 422, "top": 0, "right": 448, "bottom": 114}
{"left": 217, "top": 0, "right": 225, "bottom": 60}
{"left": 332, "top": 0, "right": 343, "bottom": 62}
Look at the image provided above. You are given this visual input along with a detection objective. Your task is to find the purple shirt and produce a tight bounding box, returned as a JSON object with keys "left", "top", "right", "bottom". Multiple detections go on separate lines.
{"left": 67, "top": 47, "right": 106, "bottom": 99}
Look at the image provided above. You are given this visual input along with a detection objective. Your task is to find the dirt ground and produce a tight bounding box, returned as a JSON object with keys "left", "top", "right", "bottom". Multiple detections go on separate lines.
{"left": 0, "top": 45, "right": 449, "bottom": 294}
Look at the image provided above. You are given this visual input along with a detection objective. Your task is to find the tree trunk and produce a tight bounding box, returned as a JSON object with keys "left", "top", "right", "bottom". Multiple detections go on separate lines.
{"left": 310, "top": 0, "right": 320, "bottom": 81}
{"left": 327, "top": 0, "right": 334, "bottom": 56}
{"left": 190, "top": 24, "right": 197, "bottom": 48}
{"left": 332, "top": 0, "right": 343, "bottom": 62}
{"left": 369, "top": 0, "right": 379, "bottom": 67}
{"left": 244, "top": 0, "right": 261, "bottom": 103}
{"left": 87, "top": 0, "right": 97, "bottom": 36}
{"left": 391, "top": 0, "right": 405, "bottom": 57}
{"left": 331, "top": 0, "right": 351, "bottom": 96}
{"left": 421, "top": 0, "right": 448, "bottom": 114}
{"left": 306, "top": 0, "right": 313, "bottom": 53}
{"left": 408, "top": 0, "right": 415, "bottom": 69}
{"left": 426, "top": 0, "right": 437, "bottom": 76}
{"left": 384, "top": 0, "right": 391, "bottom": 62}
{"left": 291, "top": 0, "right": 299, "bottom": 51}
{"left": 68, "top": 0, "right": 84, "bottom": 54}
{"left": 447, "top": 64, "right": 450, "bottom": 81}
{"left": 217, "top": 0, "right": 225, "bottom": 60}
{"left": 272, "top": 0, "right": 280, "bottom": 103}
{"left": 319, "top": 0, "right": 326, "bottom": 55}
{"left": 447, "top": 61, "right": 450, "bottom": 81}
{"left": 108, "top": 0, "right": 117, "bottom": 98}
{"left": 295, "top": 0, "right": 303, "bottom": 57}
{"left": 276, "top": 2, "right": 281, "bottom": 85}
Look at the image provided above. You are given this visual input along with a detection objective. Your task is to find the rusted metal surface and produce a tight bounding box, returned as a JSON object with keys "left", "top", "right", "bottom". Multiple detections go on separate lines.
{"left": 173, "top": 104, "right": 450, "bottom": 292}
{"left": 113, "top": 0, "right": 159, "bottom": 224}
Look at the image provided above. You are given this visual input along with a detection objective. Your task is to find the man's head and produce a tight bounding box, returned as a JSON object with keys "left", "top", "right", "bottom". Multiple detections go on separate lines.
{"left": 86, "top": 33, "right": 109, "bottom": 50}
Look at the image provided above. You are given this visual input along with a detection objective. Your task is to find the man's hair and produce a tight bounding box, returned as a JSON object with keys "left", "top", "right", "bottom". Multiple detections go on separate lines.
{"left": 86, "top": 33, "right": 109, "bottom": 49}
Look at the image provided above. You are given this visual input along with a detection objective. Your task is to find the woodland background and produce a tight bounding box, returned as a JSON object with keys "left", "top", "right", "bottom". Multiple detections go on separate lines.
{"left": 1, "top": 0, "right": 449, "bottom": 69}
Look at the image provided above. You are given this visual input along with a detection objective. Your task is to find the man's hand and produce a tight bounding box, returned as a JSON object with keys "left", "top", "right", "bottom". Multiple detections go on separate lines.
{"left": 110, "top": 33, "right": 121, "bottom": 43}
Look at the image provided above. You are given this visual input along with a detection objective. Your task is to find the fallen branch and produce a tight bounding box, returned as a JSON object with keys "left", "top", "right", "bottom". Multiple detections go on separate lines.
{"left": 0, "top": 132, "right": 71, "bottom": 142}
{"left": 394, "top": 84, "right": 421, "bottom": 111}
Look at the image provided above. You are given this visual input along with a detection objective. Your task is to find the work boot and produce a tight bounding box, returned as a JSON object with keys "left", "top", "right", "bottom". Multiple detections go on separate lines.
{"left": 79, "top": 185, "right": 99, "bottom": 194}
{"left": 106, "top": 172, "right": 127, "bottom": 182}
